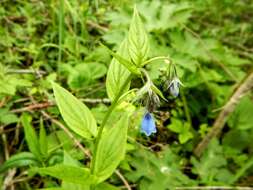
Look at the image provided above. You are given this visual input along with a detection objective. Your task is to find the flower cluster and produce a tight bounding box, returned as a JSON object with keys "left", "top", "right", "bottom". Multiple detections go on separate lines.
{"left": 139, "top": 61, "right": 183, "bottom": 136}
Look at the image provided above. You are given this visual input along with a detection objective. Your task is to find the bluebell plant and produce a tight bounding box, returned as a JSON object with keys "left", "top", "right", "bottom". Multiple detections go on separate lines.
{"left": 45, "top": 7, "right": 185, "bottom": 189}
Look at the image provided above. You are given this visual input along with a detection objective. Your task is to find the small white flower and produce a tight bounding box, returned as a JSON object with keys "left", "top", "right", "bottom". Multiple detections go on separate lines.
{"left": 160, "top": 166, "right": 170, "bottom": 173}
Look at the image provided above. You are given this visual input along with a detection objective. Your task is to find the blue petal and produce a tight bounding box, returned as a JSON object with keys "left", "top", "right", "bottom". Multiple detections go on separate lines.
{"left": 141, "top": 112, "right": 157, "bottom": 136}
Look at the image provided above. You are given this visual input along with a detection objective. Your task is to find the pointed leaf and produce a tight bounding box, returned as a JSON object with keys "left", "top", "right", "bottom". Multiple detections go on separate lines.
{"left": 39, "top": 118, "right": 48, "bottom": 157}
{"left": 128, "top": 7, "right": 149, "bottom": 66}
{"left": 52, "top": 82, "right": 97, "bottom": 139}
{"left": 106, "top": 40, "right": 131, "bottom": 101}
{"left": 93, "top": 115, "right": 129, "bottom": 183}
{"left": 102, "top": 43, "right": 140, "bottom": 75}
{"left": 31, "top": 164, "right": 97, "bottom": 185}
{"left": 21, "top": 113, "right": 41, "bottom": 159}
{"left": 151, "top": 84, "right": 167, "bottom": 102}
{"left": 0, "top": 152, "right": 39, "bottom": 173}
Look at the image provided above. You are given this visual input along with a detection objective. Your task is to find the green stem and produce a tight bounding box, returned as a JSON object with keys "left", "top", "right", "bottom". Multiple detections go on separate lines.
{"left": 181, "top": 90, "right": 192, "bottom": 126}
{"left": 229, "top": 157, "right": 253, "bottom": 184}
{"left": 58, "top": 0, "right": 64, "bottom": 64}
{"left": 91, "top": 75, "right": 132, "bottom": 174}
{"left": 142, "top": 56, "right": 169, "bottom": 66}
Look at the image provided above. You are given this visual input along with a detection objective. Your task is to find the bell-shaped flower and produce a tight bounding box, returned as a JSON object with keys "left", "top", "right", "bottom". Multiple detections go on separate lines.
{"left": 168, "top": 77, "right": 183, "bottom": 97}
{"left": 141, "top": 112, "right": 157, "bottom": 136}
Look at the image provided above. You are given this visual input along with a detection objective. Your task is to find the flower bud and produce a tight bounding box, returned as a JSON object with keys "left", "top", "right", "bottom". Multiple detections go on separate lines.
{"left": 168, "top": 77, "right": 182, "bottom": 97}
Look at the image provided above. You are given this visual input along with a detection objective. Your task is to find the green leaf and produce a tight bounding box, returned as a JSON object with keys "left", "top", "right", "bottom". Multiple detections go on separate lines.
{"left": 0, "top": 152, "right": 39, "bottom": 173}
{"left": 167, "top": 119, "right": 193, "bottom": 144}
{"left": 179, "top": 130, "right": 193, "bottom": 144}
{"left": 39, "top": 118, "right": 48, "bottom": 158}
{"left": 126, "top": 148, "right": 195, "bottom": 189}
{"left": 38, "top": 188, "right": 64, "bottom": 190}
{"left": 68, "top": 63, "right": 107, "bottom": 89}
{"left": 106, "top": 40, "right": 131, "bottom": 101}
{"left": 167, "top": 118, "right": 182, "bottom": 133}
{"left": 0, "top": 108, "right": 18, "bottom": 125}
{"left": 21, "top": 113, "right": 41, "bottom": 159}
{"left": 101, "top": 43, "right": 140, "bottom": 75}
{"left": 127, "top": 7, "right": 149, "bottom": 66}
{"left": 31, "top": 164, "right": 97, "bottom": 185}
{"left": 178, "top": 123, "right": 193, "bottom": 144}
{"left": 95, "top": 183, "right": 120, "bottom": 190}
{"left": 93, "top": 115, "right": 129, "bottom": 183}
{"left": 52, "top": 82, "right": 97, "bottom": 139}
{"left": 228, "top": 96, "right": 253, "bottom": 130}
{"left": 62, "top": 152, "right": 88, "bottom": 190}
{"left": 191, "top": 139, "right": 233, "bottom": 184}
{"left": 151, "top": 84, "right": 167, "bottom": 102}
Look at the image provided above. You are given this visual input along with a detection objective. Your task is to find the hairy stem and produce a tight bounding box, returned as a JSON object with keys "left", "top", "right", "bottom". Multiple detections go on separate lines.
{"left": 91, "top": 75, "right": 132, "bottom": 174}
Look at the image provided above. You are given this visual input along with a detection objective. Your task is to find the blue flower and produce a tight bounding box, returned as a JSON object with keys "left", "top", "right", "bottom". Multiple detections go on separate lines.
{"left": 168, "top": 77, "right": 182, "bottom": 97}
{"left": 141, "top": 112, "right": 157, "bottom": 136}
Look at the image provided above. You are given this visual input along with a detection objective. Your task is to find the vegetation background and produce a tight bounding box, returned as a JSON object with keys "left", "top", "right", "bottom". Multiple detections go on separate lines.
{"left": 0, "top": 0, "right": 253, "bottom": 189}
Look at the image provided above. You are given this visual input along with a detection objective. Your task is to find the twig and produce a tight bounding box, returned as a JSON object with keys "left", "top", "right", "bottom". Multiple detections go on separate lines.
{"left": 11, "top": 98, "right": 111, "bottom": 113}
{"left": 41, "top": 111, "right": 132, "bottom": 190}
{"left": 28, "top": 95, "right": 130, "bottom": 190}
{"left": 2, "top": 133, "right": 16, "bottom": 190}
{"left": 86, "top": 20, "right": 108, "bottom": 32}
{"left": 11, "top": 102, "right": 54, "bottom": 113}
{"left": 80, "top": 98, "right": 111, "bottom": 104}
{"left": 7, "top": 69, "right": 46, "bottom": 75}
{"left": 41, "top": 111, "right": 91, "bottom": 158}
{"left": 194, "top": 72, "right": 253, "bottom": 157}
{"left": 115, "top": 170, "right": 132, "bottom": 190}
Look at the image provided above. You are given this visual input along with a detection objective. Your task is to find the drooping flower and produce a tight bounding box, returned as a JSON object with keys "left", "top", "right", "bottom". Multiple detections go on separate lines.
{"left": 168, "top": 77, "right": 182, "bottom": 97}
{"left": 141, "top": 112, "right": 157, "bottom": 136}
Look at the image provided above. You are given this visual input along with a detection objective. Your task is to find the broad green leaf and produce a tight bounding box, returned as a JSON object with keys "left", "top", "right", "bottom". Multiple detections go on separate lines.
{"left": 0, "top": 152, "right": 39, "bottom": 173}
{"left": 96, "top": 183, "right": 120, "bottom": 190}
{"left": 167, "top": 119, "right": 193, "bottom": 144}
{"left": 106, "top": 40, "right": 131, "bottom": 101}
{"left": 127, "top": 7, "right": 149, "bottom": 66}
{"left": 179, "top": 131, "right": 193, "bottom": 144}
{"left": 63, "top": 151, "right": 81, "bottom": 167}
{"left": 39, "top": 118, "right": 48, "bottom": 158}
{"left": 178, "top": 123, "right": 193, "bottom": 144}
{"left": 137, "top": 1, "right": 192, "bottom": 31}
{"left": 0, "top": 108, "right": 18, "bottom": 125}
{"left": 62, "top": 184, "right": 89, "bottom": 190}
{"left": 52, "top": 82, "right": 97, "bottom": 139}
{"left": 167, "top": 118, "right": 182, "bottom": 133}
{"left": 62, "top": 151, "right": 88, "bottom": 190}
{"left": 228, "top": 96, "right": 253, "bottom": 130}
{"left": 31, "top": 164, "right": 97, "bottom": 185}
{"left": 21, "top": 113, "right": 41, "bottom": 159}
{"left": 93, "top": 115, "right": 129, "bottom": 183}
{"left": 102, "top": 43, "right": 140, "bottom": 75}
